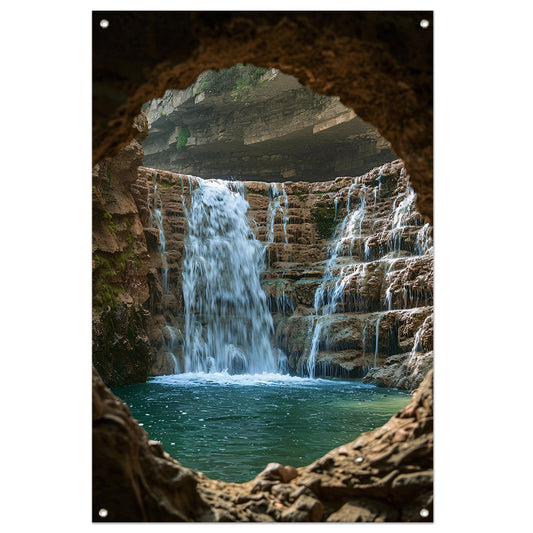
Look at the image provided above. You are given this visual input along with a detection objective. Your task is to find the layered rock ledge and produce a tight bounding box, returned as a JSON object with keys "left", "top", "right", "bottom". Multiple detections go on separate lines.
{"left": 142, "top": 67, "right": 396, "bottom": 181}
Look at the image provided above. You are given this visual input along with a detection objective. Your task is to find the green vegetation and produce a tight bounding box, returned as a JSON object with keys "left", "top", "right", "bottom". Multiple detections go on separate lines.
{"left": 176, "top": 125, "right": 191, "bottom": 151}
{"left": 93, "top": 253, "right": 125, "bottom": 311}
{"left": 103, "top": 210, "right": 115, "bottom": 235}
{"left": 93, "top": 218, "right": 138, "bottom": 311}
{"left": 193, "top": 64, "right": 270, "bottom": 101}
{"left": 311, "top": 205, "right": 337, "bottom": 240}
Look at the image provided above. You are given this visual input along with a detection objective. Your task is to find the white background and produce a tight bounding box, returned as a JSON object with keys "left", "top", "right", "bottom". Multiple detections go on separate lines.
{"left": 1, "top": 1, "right": 531, "bottom": 531}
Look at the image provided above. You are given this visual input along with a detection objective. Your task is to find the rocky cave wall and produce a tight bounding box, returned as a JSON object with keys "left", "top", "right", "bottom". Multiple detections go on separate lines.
{"left": 93, "top": 364, "right": 433, "bottom": 521}
{"left": 142, "top": 67, "right": 396, "bottom": 181}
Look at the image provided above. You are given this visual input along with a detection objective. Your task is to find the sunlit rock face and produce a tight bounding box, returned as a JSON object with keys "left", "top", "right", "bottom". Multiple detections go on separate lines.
{"left": 133, "top": 159, "right": 433, "bottom": 390}
{"left": 141, "top": 67, "right": 396, "bottom": 182}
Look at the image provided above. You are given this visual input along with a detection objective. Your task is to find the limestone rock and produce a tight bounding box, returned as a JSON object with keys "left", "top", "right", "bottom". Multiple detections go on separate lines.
{"left": 142, "top": 68, "right": 395, "bottom": 182}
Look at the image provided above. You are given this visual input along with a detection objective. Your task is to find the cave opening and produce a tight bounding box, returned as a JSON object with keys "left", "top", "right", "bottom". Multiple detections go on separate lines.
{"left": 100, "top": 63, "right": 430, "bottom": 483}
{"left": 92, "top": 11, "right": 431, "bottom": 514}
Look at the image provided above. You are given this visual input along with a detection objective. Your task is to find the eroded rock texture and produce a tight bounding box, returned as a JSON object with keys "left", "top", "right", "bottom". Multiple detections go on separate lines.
{"left": 92, "top": 114, "right": 160, "bottom": 386}
{"left": 142, "top": 67, "right": 396, "bottom": 181}
{"left": 93, "top": 365, "right": 433, "bottom": 522}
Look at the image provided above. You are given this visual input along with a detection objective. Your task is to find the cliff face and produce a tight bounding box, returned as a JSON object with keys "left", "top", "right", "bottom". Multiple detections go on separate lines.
{"left": 92, "top": 114, "right": 161, "bottom": 387}
{"left": 135, "top": 159, "right": 433, "bottom": 390}
{"left": 142, "top": 68, "right": 396, "bottom": 182}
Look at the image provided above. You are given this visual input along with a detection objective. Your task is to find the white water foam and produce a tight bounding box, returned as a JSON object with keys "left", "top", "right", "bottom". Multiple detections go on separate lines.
{"left": 181, "top": 178, "right": 282, "bottom": 374}
{"left": 149, "top": 371, "right": 375, "bottom": 388}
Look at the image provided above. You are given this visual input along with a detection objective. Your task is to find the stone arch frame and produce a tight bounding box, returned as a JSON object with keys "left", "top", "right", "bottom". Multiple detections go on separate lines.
{"left": 93, "top": 11, "right": 433, "bottom": 221}
{"left": 92, "top": 11, "right": 434, "bottom": 522}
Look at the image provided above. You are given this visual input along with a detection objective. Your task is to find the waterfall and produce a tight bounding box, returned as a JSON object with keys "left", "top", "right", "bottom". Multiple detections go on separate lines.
{"left": 384, "top": 287, "right": 393, "bottom": 311}
{"left": 306, "top": 179, "right": 367, "bottom": 377}
{"left": 266, "top": 183, "right": 289, "bottom": 246}
{"left": 181, "top": 178, "right": 280, "bottom": 374}
{"left": 362, "top": 324, "right": 367, "bottom": 367}
{"left": 281, "top": 183, "right": 289, "bottom": 245}
{"left": 374, "top": 169, "right": 382, "bottom": 209}
{"left": 389, "top": 185, "right": 416, "bottom": 253}
{"left": 163, "top": 325, "right": 180, "bottom": 373}
{"left": 373, "top": 313, "right": 383, "bottom": 368}
{"left": 415, "top": 222, "right": 433, "bottom": 255}
{"left": 364, "top": 237, "right": 371, "bottom": 261}
{"left": 266, "top": 183, "right": 279, "bottom": 244}
{"left": 149, "top": 171, "right": 169, "bottom": 294}
{"left": 268, "top": 289, "right": 294, "bottom": 316}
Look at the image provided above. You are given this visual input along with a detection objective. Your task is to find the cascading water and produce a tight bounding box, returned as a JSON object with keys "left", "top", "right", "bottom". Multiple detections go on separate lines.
{"left": 306, "top": 179, "right": 367, "bottom": 378}
{"left": 181, "top": 178, "right": 280, "bottom": 374}
{"left": 266, "top": 183, "right": 289, "bottom": 246}
{"left": 163, "top": 325, "right": 180, "bottom": 373}
{"left": 415, "top": 222, "right": 433, "bottom": 255}
{"left": 373, "top": 313, "right": 383, "bottom": 368}
{"left": 389, "top": 185, "right": 416, "bottom": 253}
{"left": 373, "top": 169, "right": 382, "bottom": 210}
{"left": 149, "top": 171, "right": 169, "bottom": 294}
{"left": 281, "top": 183, "right": 289, "bottom": 245}
{"left": 361, "top": 324, "right": 369, "bottom": 373}
{"left": 143, "top": 161, "right": 429, "bottom": 383}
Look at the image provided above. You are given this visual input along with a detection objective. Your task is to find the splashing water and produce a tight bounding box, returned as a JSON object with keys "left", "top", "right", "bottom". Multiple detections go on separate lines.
{"left": 182, "top": 178, "right": 281, "bottom": 374}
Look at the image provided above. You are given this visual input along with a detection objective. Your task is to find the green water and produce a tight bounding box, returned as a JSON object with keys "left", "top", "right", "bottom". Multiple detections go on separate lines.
{"left": 112, "top": 372, "right": 410, "bottom": 483}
